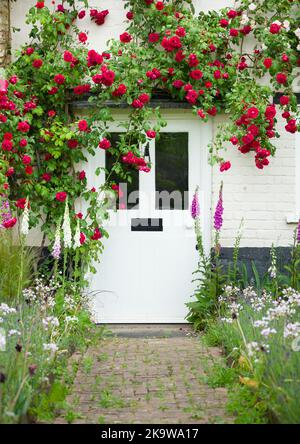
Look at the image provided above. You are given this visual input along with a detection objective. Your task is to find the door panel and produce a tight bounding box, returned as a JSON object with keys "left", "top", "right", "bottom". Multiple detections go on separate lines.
{"left": 88, "top": 117, "right": 210, "bottom": 323}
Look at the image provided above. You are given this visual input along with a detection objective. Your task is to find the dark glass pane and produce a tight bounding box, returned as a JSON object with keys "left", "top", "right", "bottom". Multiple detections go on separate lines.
{"left": 106, "top": 133, "right": 139, "bottom": 210}
{"left": 155, "top": 133, "right": 188, "bottom": 210}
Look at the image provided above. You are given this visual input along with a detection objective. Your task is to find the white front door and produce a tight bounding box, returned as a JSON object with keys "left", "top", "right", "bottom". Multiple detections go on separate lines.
{"left": 88, "top": 114, "right": 211, "bottom": 323}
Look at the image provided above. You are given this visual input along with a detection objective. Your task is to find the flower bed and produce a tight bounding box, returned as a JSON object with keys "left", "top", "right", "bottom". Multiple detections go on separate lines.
{"left": 205, "top": 285, "right": 300, "bottom": 423}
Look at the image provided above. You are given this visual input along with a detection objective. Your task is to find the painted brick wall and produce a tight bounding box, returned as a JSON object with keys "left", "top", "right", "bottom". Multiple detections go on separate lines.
{"left": 212, "top": 113, "right": 297, "bottom": 248}
{"left": 0, "top": 0, "right": 10, "bottom": 67}
{"left": 9, "top": 0, "right": 298, "bottom": 248}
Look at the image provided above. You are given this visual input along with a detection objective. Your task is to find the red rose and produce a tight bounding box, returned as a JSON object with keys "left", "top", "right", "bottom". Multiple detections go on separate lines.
{"left": 230, "top": 136, "right": 238, "bottom": 145}
{"left": 80, "top": 232, "right": 86, "bottom": 244}
{"left": 219, "top": 19, "right": 229, "bottom": 28}
{"left": 185, "top": 89, "right": 198, "bottom": 104}
{"left": 120, "top": 32, "right": 132, "bottom": 43}
{"left": 54, "top": 74, "right": 65, "bottom": 85}
{"left": 197, "top": 109, "right": 206, "bottom": 119}
{"left": 42, "top": 173, "right": 51, "bottom": 182}
{"left": 155, "top": 1, "right": 164, "bottom": 10}
{"left": 247, "top": 107, "right": 259, "bottom": 119}
{"left": 26, "top": 47, "right": 34, "bottom": 55}
{"left": 73, "top": 84, "right": 91, "bottom": 95}
{"left": 279, "top": 95, "right": 289, "bottom": 106}
{"left": 17, "top": 121, "right": 30, "bottom": 133}
{"left": 172, "top": 79, "right": 184, "bottom": 89}
{"left": 263, "top": 58, "right": 272, "bottom": 69}
{"left": 63, "top": 51, "right": 74, "bottom": 63}
{"left": 78, "top": 119, "right": 89, "bottom": 131}
{"left": 91, "top": 227, "right": 102, "bottom": 240}
{"left": 56, "top": 192, "right": 67, "bottom": 202}
{"left": 9, "top": 75, "right": 18, "bottom": 84}
{"left": 132, "top": 99, "right": 143, "bottom": 109}
{"left": 3, "top": 218, "right": 17, "bottom": 229}
{"left": 87, "top": 49, "right": 103, "bottom": 67}
{"left": 112, "top": 84, "right": 127, "bottom": 97}
{"left": 146, "top": 130, "right": 156, "bottom": 139}
{"left": 282, "top": 111, "right": 290, "bottom": 119}
{"left": 282, "top": 54, "right": 289, "bottom": 63}
{"left": 175, "top": 50, "right": 185, "bottom": 63}
{"left": 76, "top": 212, "right": 83, "bottom": 219}
{"left": 78, "top": 10, "right": 86, "bottom": 19}
{"left": 265, "top": 104, "right": 276, "bottom": 119}
{"left": 126, "top": 11, "right": 134, "bottom": 20}
{"left": 101, "top": 69, "right": 115, "bottom": 86}
{"left": 207, "top": 106, "right": 217, "bottom": 116}
{"left": 229, "top": 28, "right": 239, "bottom": 37}
{"left": 25, "top": 165, "right": 33, "bottom": 175}
{"left": 285, "top": 119, "right": 297, "bottom": 134}
{"left": 67, "top": 139, "right": 78, "bottom": 149}
{"left": 2, "top": 139, "right": 13, "bottom": 151}
{"left": 48, "top": 110, "right": 56, "bottom": 118}
{"left": 276, "top": 72, "right": 287, "bottom": 84}
{"left": 19, "top": 139, "right": 28, "bottom": 147}
{"left": 78, "top": 32, "right": 88, "bottom": 43}
{"left": 248, "top": 124, "right": 259, "bottom": 137}
{"left": 139, "top": 93, "right": 150, "bottom": 104}
{"left": 32, "top": 59, "right": 43, "bottom": 68}
{"left": 78, "top": 170, "right": 86, "bottom": 180}
{"left": 99, "top": 138, "right": 111, "bottom": 149}
{"left": 22, "top": 155, "right": 31, "bottom": 165}
{"left": 48, "top": 86, "right": 58, "bottom": 95}
{"left": 148, "top": 32, "right": 160, "bottom": 43}
{"left": 269, "top": 23, "right": 281, "bottom": 34}
{"left": 227, "top": 10, "right": 237, "bottom": 19}
{"left": 220, "top": 161, "right": 231, "bottom": 172}
{"left": 16, "top": 198, "right": 29, "bottom": 209}
{"left": 189, "top": 69, "right": 203, "bottom": 80}
{"left": 6, "top": 167, "right": 15, "bottom": 177}
{"left": 35, "top": 2, "right": 44, "bottom": 8}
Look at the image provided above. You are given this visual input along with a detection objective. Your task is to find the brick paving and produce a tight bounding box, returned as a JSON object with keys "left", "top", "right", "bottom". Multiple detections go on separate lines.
{"left": 55, "top": 327, "right": 233, "bottom": 424}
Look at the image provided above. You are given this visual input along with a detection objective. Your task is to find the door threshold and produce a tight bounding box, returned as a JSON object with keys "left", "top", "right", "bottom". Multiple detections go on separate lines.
{"left": 99, "top": 323, "right": 195, "bottom": 339}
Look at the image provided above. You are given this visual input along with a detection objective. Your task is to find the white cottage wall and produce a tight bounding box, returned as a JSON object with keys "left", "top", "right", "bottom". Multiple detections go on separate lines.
{"left": 10, "top": 0, "right": 298, "bottom": 248}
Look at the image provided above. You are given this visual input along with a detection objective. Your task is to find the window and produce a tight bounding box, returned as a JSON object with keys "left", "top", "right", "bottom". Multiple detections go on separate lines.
{"left": 155, "top": 132, "right": 189, "bottom": 210}
{"left": 105, "top": 133, "right": 139, "bottom": 209}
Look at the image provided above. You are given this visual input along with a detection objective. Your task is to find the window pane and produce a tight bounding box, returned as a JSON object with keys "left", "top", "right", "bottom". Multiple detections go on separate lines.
{"left": 106, "top": 133, "right": 139, "bottom": 210}
{"left": 155, "top": 133, "right": 189, "bottom": 210}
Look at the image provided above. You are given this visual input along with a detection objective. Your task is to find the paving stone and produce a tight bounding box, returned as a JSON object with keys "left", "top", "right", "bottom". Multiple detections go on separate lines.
{"left": 55, "top": 334, "right": 234, "bottom": 424}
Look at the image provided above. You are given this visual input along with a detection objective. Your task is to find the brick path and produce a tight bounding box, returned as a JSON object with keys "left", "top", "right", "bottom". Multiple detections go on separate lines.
{"left": 55, "top": 327, "right": 233, "bottom": 424}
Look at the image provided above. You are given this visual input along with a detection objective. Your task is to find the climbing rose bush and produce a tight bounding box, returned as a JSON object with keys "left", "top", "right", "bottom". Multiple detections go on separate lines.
{"left": 0, "top": 0, "right": 299, "bottom": 268}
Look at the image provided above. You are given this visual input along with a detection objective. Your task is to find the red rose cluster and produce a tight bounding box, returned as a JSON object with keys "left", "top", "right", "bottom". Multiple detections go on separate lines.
{"left": 90, "top": 9, "right": 109, "bottom": 26}
{"left": 228, "top": 105, "right": 280, "bottom": 169}
{"left": 122, "top": 151, "right": 150, "bottom": 172}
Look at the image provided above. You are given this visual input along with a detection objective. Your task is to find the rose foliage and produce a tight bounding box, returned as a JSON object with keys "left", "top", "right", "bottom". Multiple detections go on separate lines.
{"left": 0, "top": 0, "right": 299, "bottom": 269}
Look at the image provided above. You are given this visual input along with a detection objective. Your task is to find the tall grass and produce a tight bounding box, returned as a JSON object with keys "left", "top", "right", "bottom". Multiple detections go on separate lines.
{"left": 0, "top": 230, "right": 36, "bottom": 303}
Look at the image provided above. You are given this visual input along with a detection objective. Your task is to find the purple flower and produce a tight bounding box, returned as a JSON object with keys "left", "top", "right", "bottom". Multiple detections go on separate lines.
{"left": 0, "top": 197, "right": 12, "bottom": 228}
{"left": 191, "top": 187, "right": 200, "bottom": 219}
{"left": 297, "top": 219, "right": 300, "bottom": 244}
{"left": 214, "top": 184, "right": 224, "bottom": 231}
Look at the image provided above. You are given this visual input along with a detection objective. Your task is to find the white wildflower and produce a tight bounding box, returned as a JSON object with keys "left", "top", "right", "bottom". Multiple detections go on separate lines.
{"left": 52, "top": 221, "right": 61, "bottom": 259}
{"left": 0, "top": 329, "right": 6, "bottom": 351}
{"left": 283, "top": 20, "right": 290, "bottom": 31}
{"left": 261, "top": 327, "right": 277, "bottom": 337}
{"left": 20, "top": 197, "right": 29, "bottom": 236}
{"left": 246, "top": 341, "right": 260, "bottom": 357}
{"left": 8, "top": 329, "right": 20, "bottom": 337}
{"left": 0, "top": 303, "right": 16, "bottom": 315}
{"left": 284, "top": 322, "right": 300, "bottom": 339}
{"left": 241, "top": 14, "right": 249, "bottom": 25}
{"left": 295, "top": 28, "right": 300, "bottom": 39}
{"left": 43, "top": 343, "right": 58, "bottom": 353}
{"left": 73, "top": 218, "right": 81, "bottom": 249}
{"left": 62, "top": 198, "right": 72, "bottom": 249}
{"left": 42, "top": 316, "right": 59, "bottom": 330}
{"left": 248, "top": 3, "right": 257, "bottom": 11}
{"left": 65, "top": 316, "right": 78, "bottom": 323}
